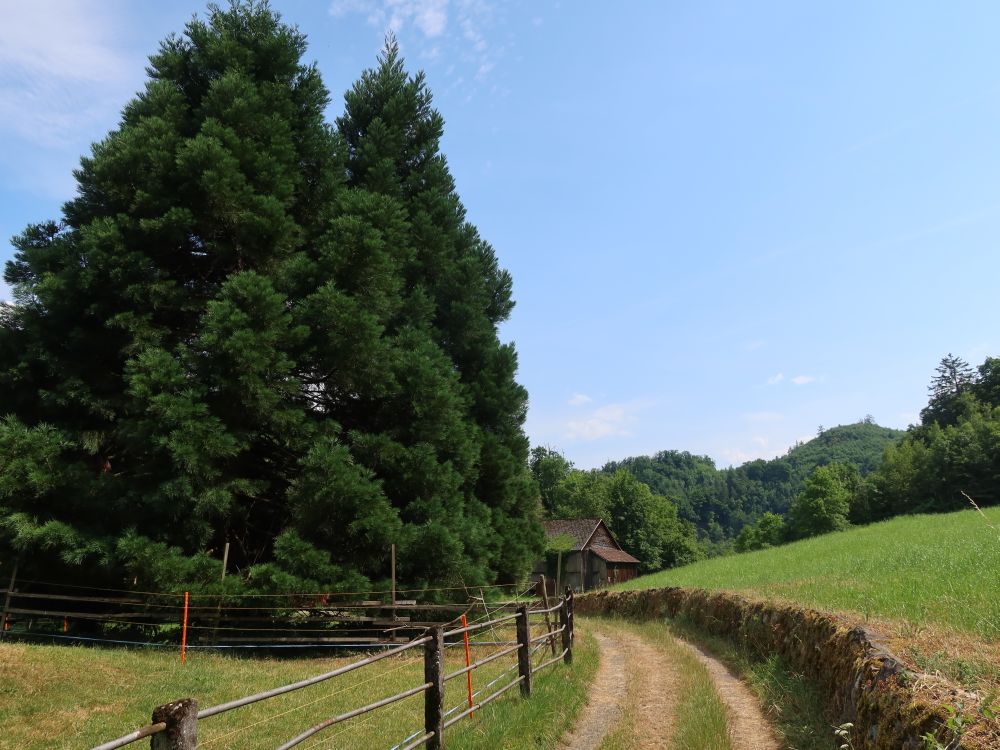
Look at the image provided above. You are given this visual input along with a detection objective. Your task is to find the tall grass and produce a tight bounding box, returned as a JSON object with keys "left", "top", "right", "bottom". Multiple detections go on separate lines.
{"left": 616, "top": 506, "right": 1000, "bottom": 640}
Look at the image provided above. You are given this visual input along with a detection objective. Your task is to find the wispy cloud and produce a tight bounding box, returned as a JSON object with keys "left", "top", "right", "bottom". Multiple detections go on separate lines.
{"left": 766, "top": 372, "right": 784, "bottom": 385}
{"left": 330, "top": 0, "right": 503, "bottom": 87}
{"left": 791, "top": 374, "right": 816, "bottom": 386}
{"left": 564, "top": 401, "right": 647, "bottom": 442}
{"left": 568, "top": 393, "right": 592, "bottom": 406}
{"left": 331, "top": 0, "right": 449, "bottom": 37}
{"left": 0, "top": 2, "right": 133, "bottom": 149}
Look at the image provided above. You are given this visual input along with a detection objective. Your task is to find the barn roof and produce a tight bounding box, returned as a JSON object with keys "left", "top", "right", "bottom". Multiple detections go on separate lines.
{"left": 542, "top": 519, "right": 603, "bottom": 550}
{"left": 590, "top": 547, "right": 641, "bottom": 564}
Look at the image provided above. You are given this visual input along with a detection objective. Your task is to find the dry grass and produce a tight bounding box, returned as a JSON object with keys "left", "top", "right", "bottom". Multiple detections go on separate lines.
{"left": 0, "top": 619, "right": 598, "bottom": 750}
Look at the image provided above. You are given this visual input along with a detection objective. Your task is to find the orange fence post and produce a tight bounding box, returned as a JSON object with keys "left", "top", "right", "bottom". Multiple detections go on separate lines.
{"left": 63, "top": 616, "right": 68, "bottom": 633}
{"left": 461, "top": 613, "right": 473, "bottom": 716}
{"left": 181, "top": 591, "right": 189, "bottom": 664}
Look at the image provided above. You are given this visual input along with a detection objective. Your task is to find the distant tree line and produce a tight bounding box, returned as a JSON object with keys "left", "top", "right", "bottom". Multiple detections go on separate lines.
{"left": 596, "top": 421, "right": 902, "bottom": 552}
{"left": 734, "top": 353, "right": 1000, "bottom": 552}
{"left": 852, "top": 354, "right": 1000, "bottom": 522}
{"left": 532, "top": 418, "right": 904, "bottom": 566}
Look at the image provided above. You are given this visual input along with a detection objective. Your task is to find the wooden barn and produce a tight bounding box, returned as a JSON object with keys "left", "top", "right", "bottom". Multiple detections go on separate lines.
{"left": 533, "top": 518, "right": 640, "bottom": 593}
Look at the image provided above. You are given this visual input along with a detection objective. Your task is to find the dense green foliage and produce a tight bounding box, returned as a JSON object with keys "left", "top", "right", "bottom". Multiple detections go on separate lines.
{"left": 530, "top": 448, "right": 701, "bottom": 572}
{"left": 785, "top": 462, "right": 859, "bottom": 540}
{"left": 604, "top": 421, "right": 903, "bottom": 543}
{"left": 0, "top": 3, "right": 539, "bottom": 594}
{"left": 853, "top": 354, "right": 1000, "bottom": 522}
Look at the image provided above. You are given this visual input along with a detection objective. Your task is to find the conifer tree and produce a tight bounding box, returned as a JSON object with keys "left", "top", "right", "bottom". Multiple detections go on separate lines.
{"left": 0, "top": 4, "right": 540, "bottom": 593}
{"left": 335, "top": 39, "right": 542, "bottom": 585}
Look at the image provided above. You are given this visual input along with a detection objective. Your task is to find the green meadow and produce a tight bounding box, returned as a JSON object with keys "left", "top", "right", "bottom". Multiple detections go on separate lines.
{"left": 615, "top": 506, "right": 1000, "bottom": 641}
{"left": 0, "top": 630, "right": 597, "bottom": 750}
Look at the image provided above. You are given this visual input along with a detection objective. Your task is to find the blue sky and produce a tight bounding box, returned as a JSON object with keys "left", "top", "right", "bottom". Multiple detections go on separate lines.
{"left": 2, "top": 1, "right": 999, "bottom": 469}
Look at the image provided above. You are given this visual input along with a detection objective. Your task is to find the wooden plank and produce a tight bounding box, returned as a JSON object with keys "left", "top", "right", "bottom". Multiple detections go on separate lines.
{"left": 212, "top": 636, "right": 389, "bottom": 644}
{"left": 6, "top": 607, "right": 164, "bottom": 620}
{"left": 7, "top": 591, "right": 150, "bottom": 605}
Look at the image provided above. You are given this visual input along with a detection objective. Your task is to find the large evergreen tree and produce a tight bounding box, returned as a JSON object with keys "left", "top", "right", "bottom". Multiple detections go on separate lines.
{"left": 0, "top": 3, "right": 539, "bottom": 594}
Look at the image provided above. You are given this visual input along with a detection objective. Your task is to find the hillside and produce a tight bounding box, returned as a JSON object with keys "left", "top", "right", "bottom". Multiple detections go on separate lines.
{"left": 612, "top": 505, "right": 1000, "bottom": 690}
{"left": 604, "top": 421, "right": 904, "bottom": 540}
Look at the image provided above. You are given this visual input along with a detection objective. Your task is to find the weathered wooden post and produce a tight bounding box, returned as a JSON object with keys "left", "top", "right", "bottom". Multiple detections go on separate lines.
{"left": 0, "top": 559, "right": 18, "bottom": 641}
{"left": 565, "top": 587, "right": 574, "bottom": 661}
{"left": 151, "top": 698, "right": 197, "bottom": 749}
{"left": 424, "top": 626, "right": 445, "bottom": 750}
{"left": 538, "top": 574, "right": 557, "bottom": 656}
{"left": 515, "top": 604, "right": 532, "bottom": 698}
{"left": 559, "top": 595, "right": 572, "bottom": 664}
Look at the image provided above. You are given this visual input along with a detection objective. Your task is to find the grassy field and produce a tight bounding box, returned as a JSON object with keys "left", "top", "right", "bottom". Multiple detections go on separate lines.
{"left": 0, "top": 623, "right": 598, "bottom": 750}
{"left": 616, "top": 506, "right": 1000, "bottom": 641}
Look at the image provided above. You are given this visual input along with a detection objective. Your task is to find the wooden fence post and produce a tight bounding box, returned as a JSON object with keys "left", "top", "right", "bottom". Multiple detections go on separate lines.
{"left": 565, "top": 587, "right": 574, "bottom": 662}
{"left": 151, "top": 698, "right": 197, "bottom": 749}
{"left": 424, "top": 626, "right": 445, "bottom": 750}
{"left": 559, "top": 595, "right": 572, "bottom": 664}
{"left": 538, "top": 575, "right": 557, "bottom": 657}
{"left": 515, "top": 605, "right": 532, "bottom": 698}
{"left": 0, "top": 559, "right": 18, "bottom": 641}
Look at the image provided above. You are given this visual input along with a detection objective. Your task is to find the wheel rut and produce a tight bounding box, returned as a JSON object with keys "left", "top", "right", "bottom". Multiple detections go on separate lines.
{"left": 676, "top": 639, "right": 781, "bottom": 750}
{"left": 557, "top": 632, "right": 626, "bottom": 750}
{"left": 558, "top": 625, "right": 680, "bottom": 749}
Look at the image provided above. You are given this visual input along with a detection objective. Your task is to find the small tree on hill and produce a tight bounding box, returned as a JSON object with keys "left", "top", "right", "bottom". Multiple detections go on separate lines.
{"left": 786, "top": 463, "right": 859, "bottom": 540}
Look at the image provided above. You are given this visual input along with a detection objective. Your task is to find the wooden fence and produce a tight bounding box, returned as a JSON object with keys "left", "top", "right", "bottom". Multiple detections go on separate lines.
{"left": 89, "top": 590, "right": 574, "bottom": 750}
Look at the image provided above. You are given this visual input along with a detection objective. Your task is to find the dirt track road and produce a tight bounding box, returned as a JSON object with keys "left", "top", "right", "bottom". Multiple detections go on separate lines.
{"left": 559, "top": 621, "right": 779, "bottom": 750}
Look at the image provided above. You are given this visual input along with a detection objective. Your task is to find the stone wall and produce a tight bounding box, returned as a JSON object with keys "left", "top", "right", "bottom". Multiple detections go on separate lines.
{"left": 575, "top": 587, "right": 997, "bottom": 750}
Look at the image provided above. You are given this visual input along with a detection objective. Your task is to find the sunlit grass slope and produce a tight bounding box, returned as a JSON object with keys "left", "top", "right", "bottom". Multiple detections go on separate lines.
{"left": 0, "top": 630, "right": 598, "bottom": 750}
{"left": 615, "top": 506, "right": 1000, "bottom": 640}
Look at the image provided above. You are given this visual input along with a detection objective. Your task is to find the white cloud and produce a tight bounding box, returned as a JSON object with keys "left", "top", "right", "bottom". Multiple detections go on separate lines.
{"left": 0, "top": 2, "right": 134, "bottom": 148}
{"left": 791, "top": 374, "right": 816, "bottom": 385}
{"left": 720, "top": 445, "right": 778, "bottom": 465}
{"left": 564, "top": 402, "right": 644, "bottom": 442}
{"left": 568, "top": 393, "right": 592, "bottom": 406}
{"left": 766, "top": 372, "right": 784, "bottom": 385}
{"left": 331, "top": 0, "right": 502, "bottom": 88}
{"left": 331, "top": 0, "right": 449, "bottom": 38}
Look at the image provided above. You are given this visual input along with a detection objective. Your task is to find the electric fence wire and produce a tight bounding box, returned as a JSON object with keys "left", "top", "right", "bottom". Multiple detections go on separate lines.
{"left": 387, "top": 639, "right": 549, "bottom": 750}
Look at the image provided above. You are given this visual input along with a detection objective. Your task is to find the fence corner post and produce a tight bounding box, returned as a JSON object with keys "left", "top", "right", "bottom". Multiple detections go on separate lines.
{"left": 515, "top": 604, "right": 532, "bottom": 698}
{"left": 424, "top": 626, "right": 445, "bottom": 750}
{"left": 559, "top": 595, "right": 572, "bottom": 664}
{"left": 151, "top": 698, "right": 197, "bottom": 750}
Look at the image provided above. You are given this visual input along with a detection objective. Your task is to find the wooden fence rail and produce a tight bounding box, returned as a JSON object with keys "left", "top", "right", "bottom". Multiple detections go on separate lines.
{"left": 90, "top": 588, "right": 574, "bottom": 750}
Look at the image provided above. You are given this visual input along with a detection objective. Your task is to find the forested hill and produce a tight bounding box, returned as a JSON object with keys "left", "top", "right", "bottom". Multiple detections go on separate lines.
{"left": 603, "top": 422, "right": 904, "bottom": 543}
